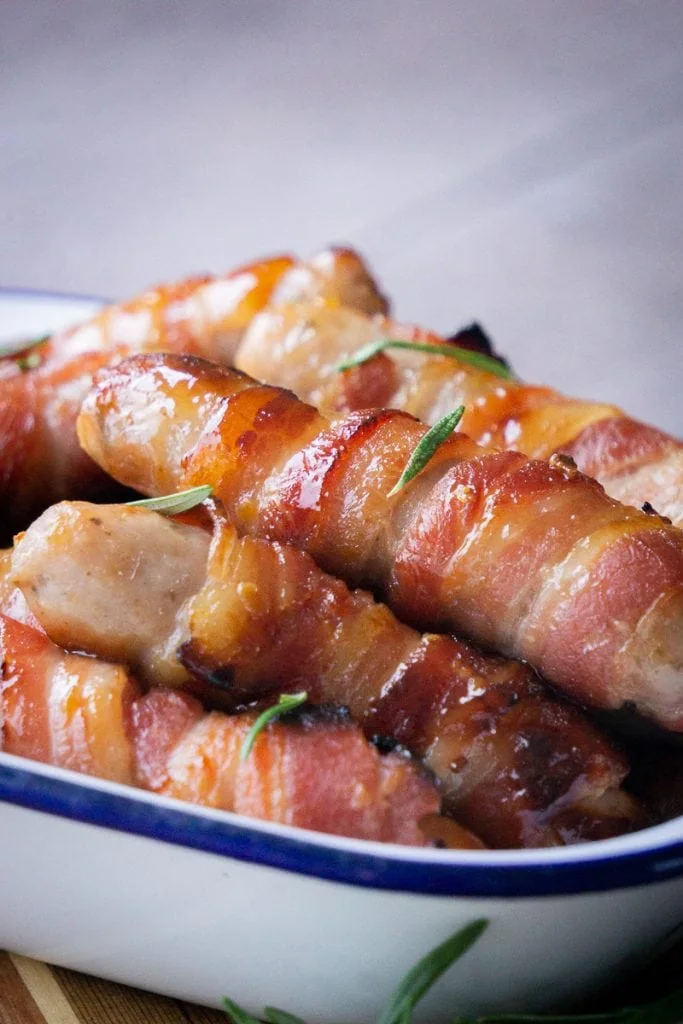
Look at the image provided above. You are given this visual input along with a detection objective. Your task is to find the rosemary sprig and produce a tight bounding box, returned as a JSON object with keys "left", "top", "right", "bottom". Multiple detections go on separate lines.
{"left": 335, "top": 338, "right": 512, "bottom": 380}
{"left": 240, "top": 692, "right": 309, "bottom": 761}
{"left": 0, "top": 333, "right": 50, "bottom": 371}
{"left": 126, "top": 485, "right": 212, "bottom": 515}
{"left": 377, "top": 919, "right": 489, "bottom": 1024}
{"left": 223, "top": 998, "right": 263, "bottom": 1024}
{"left": 264, "top": 1009, "right": 311, "bottom": 1024}
{"left": 16, "top": 351, "right": 43, "bottom": 371}
{"left": 222, "top": 917, "right": 683, "bottom": 1024}
{"left": 0, "top": 333, "right": 50, "bottom": 360}
{"left": 222, "top": 1002, "right": 310, "bottom": 1024}
{"left": 223, "top": 920, "right": 488, "bottom": 1024}
{"left": 458, "top": 982, "right": 683, "bottom": 1022}
{"left": 387, "top": 406, "right": 465, "bottom": 497}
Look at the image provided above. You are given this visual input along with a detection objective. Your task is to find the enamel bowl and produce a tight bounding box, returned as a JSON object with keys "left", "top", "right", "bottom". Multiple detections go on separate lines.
{"left": 2, "top": 289, "right": 683, "bottom": 1022}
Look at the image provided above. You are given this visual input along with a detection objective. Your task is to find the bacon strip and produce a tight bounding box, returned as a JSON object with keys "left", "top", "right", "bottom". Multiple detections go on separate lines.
{"left": 0, "top": 613, "right": 137, "bottom": 782}
{"left": 0, "top": 350, "right": 134, "bottom": 542}
{"left": 78, "top": 353, "right": 683, "bottom": 732}
{"left": 0, "top": 614, "right": 441, "bottom": 846}
{"left": 11, "top": 498, "right": 641, "bottom": 848}
{"left": 0, "top": 249, "right": 387, "bottom": 540}
{"left": 237, "top": 301, "right": 683, "bottom": 526}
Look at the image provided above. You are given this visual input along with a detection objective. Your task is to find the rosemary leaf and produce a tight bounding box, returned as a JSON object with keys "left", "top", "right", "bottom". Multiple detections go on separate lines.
{"left": 377, "top": 919, "right": 489, "bottom": 1024}
{"left": 240, "top": 692, "right": 309, "bottom": 761}
{"left": 456, "top": 1011, "right": 635, "bottom": 1024}
{"left": 222, "top": 996, "right": 264, "bottom": 1024}
{"left": 16, "top": 351, "right": 43, "bottom": 372}
{"left": 126, "top": 485, "right": 212, "bottom": 515}
{"left": 387, "top": 406, "right": 465, "bottom": 498}
{"left": 0, "top": 333, "right": 50, "bottom": 360}
{"left": 264, "top": 1008, "right": 312, "bottom": 1024}
{"left": 335, "top": 338, "right": 512, "bottom": 380}
{"left": 469, "top": 986, "right": 683, "bottom": 1024}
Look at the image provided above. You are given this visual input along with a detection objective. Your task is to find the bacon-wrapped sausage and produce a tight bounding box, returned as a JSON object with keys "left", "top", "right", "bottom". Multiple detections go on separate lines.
{"left": 237, "top": 301, "right": 683, "bottom": 526}
{"left": 12, "top": 498, "right": 640, "bottom": 848}
{"left": 0, "top": 350, "right": 134, "bottom": 542}
{"left": 0, "top": 249, "right": 387, "bottom": 540}
{"left": 0, "top": 613, "right": 442, "bottom": 846}
{"left": 46, "top": 247, "right": 387, "bottom": 368}
{"left": 78, "top": 353, "right": 683, "bottom": 731}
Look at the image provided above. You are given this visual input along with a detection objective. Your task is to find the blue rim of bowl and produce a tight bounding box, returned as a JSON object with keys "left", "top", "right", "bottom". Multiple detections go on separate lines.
{"left": 3, "top": 759, "right": 683, "bottom": 899}
{"left": 3, "top": 286, "right": 683, "bottom": 899}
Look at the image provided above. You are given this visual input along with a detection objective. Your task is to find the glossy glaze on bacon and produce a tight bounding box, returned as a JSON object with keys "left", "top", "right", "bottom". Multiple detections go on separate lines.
{"left": 237, "top": 300, "right": 683, "bottom": 525}
{"left": 0, "top": 613, "right": 442, "bottom": 845}
{"left": 44, "top": 248, "right": 387, "bottom": 368}
{"left": 0, "top": 613, "right": 138, "bottom": 782}
{"left": 12, "top": 498, "right": 640, "bottom": 847}
{"left": 0, "top": 249, "right": 387, "bottom": 540}
{"left": 78, "top": 352, "right": 683, "bottom": 731}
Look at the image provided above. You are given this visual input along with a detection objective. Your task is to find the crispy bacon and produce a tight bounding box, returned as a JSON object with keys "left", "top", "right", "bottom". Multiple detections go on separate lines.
{"left": 0, "top": 614, "right": 442, "bottom": 846}
{"left": 237, "top": 301, "right": 683, "bottom": 526}
{"left": 12, "top": 498, "right": 642, "bottom": 848}
{"left": 0, "top": 249, "right": 387, "bottom": 539}
{"left": 78, "top": 353, "right": 683, "bottom": 732}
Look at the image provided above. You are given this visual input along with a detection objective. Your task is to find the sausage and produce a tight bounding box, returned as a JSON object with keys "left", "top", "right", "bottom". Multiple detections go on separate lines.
{"left": 0, "top": 249, "right": 387, "bottom": 538}
{"left": 77, "top": 352, "right": 683, "bottom": 731}
{"left": 237, "top": 300, "right": 683, "bottom": 526}
{"left": 0, "top": 614, "right": 443, "bottom": 846}
{"left": 12, "top": 499, "right": 641, "bottom": 848}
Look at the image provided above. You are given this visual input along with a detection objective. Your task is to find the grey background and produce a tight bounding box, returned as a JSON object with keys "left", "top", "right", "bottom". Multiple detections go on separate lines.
{"left": 2, "top": 1, "right": 682, "bottom": 432}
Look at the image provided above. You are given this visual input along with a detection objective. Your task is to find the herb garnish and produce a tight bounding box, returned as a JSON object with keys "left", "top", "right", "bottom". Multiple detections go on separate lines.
{"left": 387, "top": 405, "right": 465, "bottom": 497}
{"left": 240, "top": 692, "right": 309, "bottom": 761}
{"left": 335, "top": 338, "right": 512, "bottom": 380}
{"left": 0, "top": 333, "right": 50, "bottom": 371}
{"left": 126, "top": 485, "right": 212, "bottom": 515}
{"left": 16, "top": 351, "right": 43, "bottom": 371}
{"left": 0, "top": 333, "right": 50, "bottom": 359}
{"left": 222, "top": 918, "right": 683, "bottom": 1024}
{"left": 378, "top": 918, "right": 488, "bottom": 1024}
{"left": 454, "top": 984, "right": 683, "bottom": 1022}
{"left": 263, "top": 1010, "right": 310, "bottom": 1024}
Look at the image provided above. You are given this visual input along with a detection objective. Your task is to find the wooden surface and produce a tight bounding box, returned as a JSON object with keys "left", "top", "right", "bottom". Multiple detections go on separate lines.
{"left": 0, "top": 953, "right": 225, "bottom": 1024}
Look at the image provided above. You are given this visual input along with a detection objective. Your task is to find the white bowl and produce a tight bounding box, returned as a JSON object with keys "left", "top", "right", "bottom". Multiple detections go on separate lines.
{"left": 2, "top": 289, "right": 683, "bottom": 1022}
